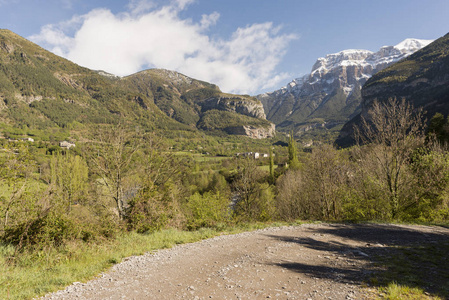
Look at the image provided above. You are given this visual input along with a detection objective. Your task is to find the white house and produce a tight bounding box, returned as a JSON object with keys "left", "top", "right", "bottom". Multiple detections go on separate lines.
{"left": 59, "top": 141, "right": 76, "bottom": 149}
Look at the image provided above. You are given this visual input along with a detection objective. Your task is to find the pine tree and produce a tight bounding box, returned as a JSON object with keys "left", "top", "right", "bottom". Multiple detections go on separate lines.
{"left": 288, "top": 131, "right": 300, "bottom": 170}
{"left": 269, "top": 147, "right": 275, "bottom": 184}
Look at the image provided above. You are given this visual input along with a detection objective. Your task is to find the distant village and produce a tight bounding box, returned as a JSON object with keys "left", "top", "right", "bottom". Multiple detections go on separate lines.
{"left": 1, "top": 135, "right": 76, "bottom": 150}
{"left": 236, "top": 151, "right": 271, "bottom": 159}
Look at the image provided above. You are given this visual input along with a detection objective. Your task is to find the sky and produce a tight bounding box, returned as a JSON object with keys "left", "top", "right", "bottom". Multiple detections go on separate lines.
{"left": 1, "top": 0, "right": 449, "bottom": 95}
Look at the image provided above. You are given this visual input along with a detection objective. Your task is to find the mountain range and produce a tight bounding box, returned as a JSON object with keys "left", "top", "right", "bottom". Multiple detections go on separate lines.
{"left": 2, "top": 28, "right": 447, "bottom": 147}
{"left": 0, "top": 29, "right": 274, "bottom": 140}
{"left": 335, "top": 32, "right": 449, "bottom": 147}
{"left": 257, "top": 38, "right": 433, "bottom": 139}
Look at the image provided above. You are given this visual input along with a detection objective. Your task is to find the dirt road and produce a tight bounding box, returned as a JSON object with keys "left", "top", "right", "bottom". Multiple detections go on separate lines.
{"left": 41, "top": 223, "right": 449, "bottom": 299}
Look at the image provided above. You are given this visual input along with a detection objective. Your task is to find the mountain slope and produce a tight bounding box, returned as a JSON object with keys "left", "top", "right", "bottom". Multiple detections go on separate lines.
{"left": 0, "top": 29, "right": 273, "bottom": 139}
{"left": 257, "top": 38, "right": 432, "bottom": 138}
{"left": 120, "top": 69, "right": 272, "bottom": 136}
{"left": 335, "top": 33, "right": 449, "bottom": 147}
{"left": 0, "top": 29, "right": 172, "bottom": 130}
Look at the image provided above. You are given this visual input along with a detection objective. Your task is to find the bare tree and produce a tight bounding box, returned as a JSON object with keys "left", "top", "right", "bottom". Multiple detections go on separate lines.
{"left": 354, "top": 98, "right": 426, "bottom": 218}
{"left": 232, "top": 158, "right": 266, "bottom": 220}
{"left": 86, "top": 122, "right": 140, "bottom": 220}
{"left": 303, "top": 144, "right": 349, "bottom": 220}
{"left": 275, "top": 169, "right": 304, "bottom": 220}
{"left": 125, "top": 134, "right": 187, "bottom": 231}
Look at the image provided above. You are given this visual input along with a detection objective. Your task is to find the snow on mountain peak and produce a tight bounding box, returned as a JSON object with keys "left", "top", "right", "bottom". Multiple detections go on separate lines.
{"left": 394, "top": 38, "right": 433, "bottom": 53}
{"left": 257, "top": 37, "right": 436, "bottom": 133}
{"left": 311, "top": 49, "right": 373, "bottom": 73}
{"left": 270, "top": 37, "right": 434, "bottom": 98}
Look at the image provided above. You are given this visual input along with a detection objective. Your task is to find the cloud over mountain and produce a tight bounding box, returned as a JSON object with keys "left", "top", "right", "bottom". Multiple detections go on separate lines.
{"left": 30, "top": 0, "right": 296, "bottom": 94}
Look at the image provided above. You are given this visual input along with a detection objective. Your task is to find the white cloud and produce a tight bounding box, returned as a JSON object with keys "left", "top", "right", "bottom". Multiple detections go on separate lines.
{"left": 29, "top": 1, "right": 296, "bottom": 94}
{"left": 127, "top": 0, "right": 156, "bottom": 15}
{"left": 200, "top": 11, "right": 219, "bottom": 30}
{"left": 173, "top": 0, "right": 196, "bottom": 11}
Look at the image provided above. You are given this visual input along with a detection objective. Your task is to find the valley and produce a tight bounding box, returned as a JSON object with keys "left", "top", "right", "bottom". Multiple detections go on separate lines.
{"left": 1, "top": 26, "right": 449, "bottom": 300}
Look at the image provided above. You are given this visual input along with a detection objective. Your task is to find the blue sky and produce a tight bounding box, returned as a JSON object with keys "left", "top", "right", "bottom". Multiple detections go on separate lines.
{"left": 1, "top": 0, "right": 449, "bottom": 94}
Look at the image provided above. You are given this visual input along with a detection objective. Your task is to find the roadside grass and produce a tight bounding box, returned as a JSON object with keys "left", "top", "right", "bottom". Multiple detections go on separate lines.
{"left": 379, "top": 282, "right": 439, "bottom": 300}
{"left": 0, "top": 222, "right": 291, "bottom": 300}
{"left": 369, "top": 239, "right": 449, "bottom": 299}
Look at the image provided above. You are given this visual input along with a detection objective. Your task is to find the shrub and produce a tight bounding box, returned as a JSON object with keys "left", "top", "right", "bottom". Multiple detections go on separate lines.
{"left": 3, "top": 213, "right": 80, "bottom": 250}
{"left": 186, "top": 191, "right": 230, "bottom": 230}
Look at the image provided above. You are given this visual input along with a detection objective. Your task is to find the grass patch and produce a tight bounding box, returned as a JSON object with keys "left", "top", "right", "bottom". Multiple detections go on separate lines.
{"left": 0, "top": 222, "right": 290, "bottom": 299}
{"left": 378, "top": 282, "right": 439, "bottom": 299}
{"left": 369, "top": 240, "right": 449, "bottom": 299}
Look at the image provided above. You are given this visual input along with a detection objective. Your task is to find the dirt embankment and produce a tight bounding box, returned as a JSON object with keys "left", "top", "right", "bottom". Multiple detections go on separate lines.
{"left": 40, "top": 223, "right": 449, "bottom": 300}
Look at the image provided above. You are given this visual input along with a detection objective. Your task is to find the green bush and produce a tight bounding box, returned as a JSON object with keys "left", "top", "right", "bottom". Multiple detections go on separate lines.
{"left": 3, "top": 213, "right": 80, "bottom": 250}
{"left": 186, "top": 191, "right": 230, "bottom": 230}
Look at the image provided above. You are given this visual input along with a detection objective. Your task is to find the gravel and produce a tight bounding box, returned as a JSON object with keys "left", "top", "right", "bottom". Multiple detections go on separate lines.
{"left": 38, "top": 223, "right": 449, "bottom": 300}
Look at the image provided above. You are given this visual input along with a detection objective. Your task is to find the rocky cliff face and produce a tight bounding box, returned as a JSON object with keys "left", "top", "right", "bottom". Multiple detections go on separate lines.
{"left": 122, "top": 69, "right": 273, "bottom": 138}
{"left": 224, "top": 123, "right": 275, "bottom": 139}
{"left": 257, "top": 39, "right": 433, "bottom": 136}
{"left": 335, "top": 33, "right": 449, "bottom": 147}
{"left": 200, "top": 96, "right": 266, "bottom": 119}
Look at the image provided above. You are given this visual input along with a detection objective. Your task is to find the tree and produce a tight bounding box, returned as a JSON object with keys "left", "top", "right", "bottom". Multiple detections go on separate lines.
{"left": 232, "top": 158, "right": 268, "bottom": 220}
{"left": 288, "top": 131, "right": 300, "bottom": 170}
{"left": 0, "top": 144, "right": 57, "bottom": 252}
{"left": 269, "top": 147, "right": 275, "bottom": 184}
{"left": 428, "top": 112, "right": 449, "bottom": 144}
{"left": 409, "top": 143, "right": 449, "bottom": 221}
{"left": 0, "top": 144, "right": 36, "bottom": 229}
{"left": 126, "top": 135, "right": 185, "bottom": 231}
{"left": 354, "top": 98, "right": 426, "bottom": 219}
{"left": 186, "top": 191, "right": 230, "bottom": 230}
{"left": 275, "top": 169, "right": 303, "bottom": 220}
{"left": 302, "top": 144, "right": 348, "bottom": 220}
{"left": 86, "top": 123, "right": 140, "bottom": 220}
{"left": 50, "top": 152, "right": 89, "bottom": 212}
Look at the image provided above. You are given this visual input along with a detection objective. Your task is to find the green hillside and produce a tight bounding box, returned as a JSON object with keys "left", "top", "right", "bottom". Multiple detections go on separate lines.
{"left": 121, "top": 69, "right": 268, "bottom": 132}
{"left": 0, "top": 29, "right": 178, "bottom": 132}
{"left": 0, "top": 29, "right": 273, "bottom": 140}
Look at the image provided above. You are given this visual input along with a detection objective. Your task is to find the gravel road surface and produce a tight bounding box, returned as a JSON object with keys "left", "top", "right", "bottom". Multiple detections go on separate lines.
{"left": 40, "top": 223, "right": 449, "bottom": 300}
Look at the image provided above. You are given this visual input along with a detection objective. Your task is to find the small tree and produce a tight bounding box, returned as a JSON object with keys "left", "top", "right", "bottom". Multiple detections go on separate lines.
{"left": 275, "top": 169, "right": 304, "bottom": 220}
{"left": 302, "top": 144, "right": 348, "bottom": 220}
{"left": 186, "top": 191, "right": 230, "bottom": 230}
{"left": 232, "top": 158, "right": 268, "bottom": 220}
{"left": 0, "top": 144, "right": 36, "bottom": 230}
{"left": 428, "top": 112, "right": 449, "bottom": 144}
{"left": 126, "top": 133, "right": 188, "bottom": 232}
{"left": 288, "top": 131, "right": 300, "bottom": 170}
{"left": 50, "top": 152, "right": 89, "bottom": 212}
{"left": 269, "top": 147, "right": 275, "bottom": 184}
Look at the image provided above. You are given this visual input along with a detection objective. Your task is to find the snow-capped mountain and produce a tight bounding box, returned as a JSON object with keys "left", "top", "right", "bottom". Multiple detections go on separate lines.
{"left": 257, "top": 38, "right": 433, "bottom": 135}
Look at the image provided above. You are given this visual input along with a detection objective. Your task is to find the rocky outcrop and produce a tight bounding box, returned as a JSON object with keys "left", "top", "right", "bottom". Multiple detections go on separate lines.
{"left": 225, "top": 123, "right": 275, "bottom": 139}
{"left": 201, "top": 96, "right": 266, "bottom": 119}
{"left": 0, "top": 40, "right": 14, "bottom": 54}
{"left": 122, "top": 68, "right": 271, "bottom": 137}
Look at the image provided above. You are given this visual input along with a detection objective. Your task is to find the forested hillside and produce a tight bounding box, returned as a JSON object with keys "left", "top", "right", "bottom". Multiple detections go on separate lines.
{"left": 0, "top": 29, "right": 273, "bottom": 140}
